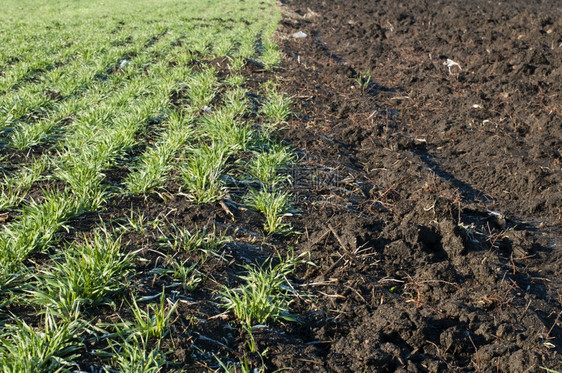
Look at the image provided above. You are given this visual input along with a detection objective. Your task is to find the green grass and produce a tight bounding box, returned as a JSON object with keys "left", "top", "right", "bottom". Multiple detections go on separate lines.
{"left": 29, "top": 229, "right": 135, "bottom": 321}
{"left": 245, "top": 188, "right": 294, "bottom": 234}
{"left": 188, "top": 68, "right": 219, "bottom": 109}
{"left": 0, "top": 190, "right": 84, "bottom": 286}
{"left": 0, "top": 315, "right": 82, "bottom": 371}
{"left": 128, "top": 290, "right": 178, "bottom": 339}
{"left": 179, "top": 143, "right": 230, "bottom": 203}
{"left": 0, "top": 158, "right": 46, "bottom": 211}
{"left": 125, "top": 110, "right": 194, "bottom": 196}
{"left": 0, "top": 0, "right": 300, "bottom": 369}
{"left": 151, "top": 258, "right": 203, "bottom": 292}
{"left": 107, "top": 336, "right": 166, "bottom": 373}
{"left": 219, "top": 252, "right": 306, "bottom": 327}
{"left": 261, "top": 84, "right": 292, "bottom": 127}
{"left": 158, "top": 225, "right": 230, "bottom": 258}
{"left": 260, "top": 39, "right": 283, "bottom": 70}
{"left": 247, "top": 142, "right": 295, "bottom": 187}
{"left": 198, "top": 109, "right": 253, "bottom": 152}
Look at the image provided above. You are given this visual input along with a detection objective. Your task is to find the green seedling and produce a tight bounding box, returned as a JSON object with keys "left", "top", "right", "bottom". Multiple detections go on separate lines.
{"left": 9, "top": 118, "right": 59, "bottom": 150}
{"left": 247, "top": 143, "right": 295, "bottom": 187}
{"left": 245, "top": 187, "right": 293, "bottom": 234}
{"left": 260, "top": 39, "right": 282, "bottom": 70}
{"left": 228, "top": 56, "right": 246, "bottom": 72}
{"left": 351, "top": 69, "right": 372, "bottom": 91}
{"left": 129, "top": 290, "right": 177, "bottom": 339}
{"left": 158, "top": 225, "right": 229, "bottom": 258}
{"left": 199, "top": 109, "right": 253, "bottom": 152}
{"left": 115, "top": 208, "right": 149, "bottom": 233}
{"left": 30, "top": 230, "right": 134, "bottom": 321}
{"left": 214, "top": 355, "right": 253, "bottom": 373}
{"left": 107, "top": 336, "right": 166, "bottom": 373}
{"left": 0, "top": 190, "right": 82, "bottom": 272}
{"left": 151, "top": 257, "right": 202, "bottom": 292}
{"left": 0, "top": 315, "right": 82, "bottom": 371}
{"left": 261, "top": 90, "right": 291, "bottom": 127}
{"left": 125, "top": 112, "right": 193, "bottom": 196}
{"left": 223, "top": 73, "right": 245, "bottom": 87}
{"left": 223, "top": 87, "right": 249, "bottom": 117}
{"left": 179, "top": 143, "right": 229, "bottom": 203}
{"left": 0, "top": 158, "right": 45, "bottom": 211}
{"left": 219, "top": 251, "right": 306, "bottom": 327}
{"left": 188, "top": 68, "right": 218, "bottom": 109}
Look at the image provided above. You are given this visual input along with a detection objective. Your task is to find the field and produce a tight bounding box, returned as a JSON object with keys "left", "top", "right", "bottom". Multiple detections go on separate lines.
{"left": 0, "top": 0, "right": 561, "bottom": 371}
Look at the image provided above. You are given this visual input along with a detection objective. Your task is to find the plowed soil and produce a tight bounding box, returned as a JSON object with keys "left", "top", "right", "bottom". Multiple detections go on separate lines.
{"left": 266, "top": 0, "right": 562, "bottom": 371}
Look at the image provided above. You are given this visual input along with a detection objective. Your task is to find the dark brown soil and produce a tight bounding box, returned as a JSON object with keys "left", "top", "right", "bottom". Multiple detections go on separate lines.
{"left": 268, "top": 0, "right": 562, "bottom": 371}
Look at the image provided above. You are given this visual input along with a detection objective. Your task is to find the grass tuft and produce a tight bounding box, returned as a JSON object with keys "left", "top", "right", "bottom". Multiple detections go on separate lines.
{"left": 158, "top": 225, "right": 229, "bottom": 258}
{"left": 30, "top": 229, "right": 134, "bottom": 321}
{"left": 247, "top": 143, "right": 295, "bottom": 187}
{"left": 151, "top": 257, "right": 202, "bottom": 292}
{"left": 107, "top": 336, "right": 166, "bottom": 373}
{"left": 179, "top": 143, "right": 230, "bottom": 203}
{"left": 261, "top": 89, "right": 291, "bottom": 127}
{"left": 129, "top": 290, "right": 178, "bottom": 339}
{"left": 219, "top": 251, "right": 306, "bottom": 327}
{"left": 0, "top": 315, "right": 82, "bottom": 372}
{"left": 245, "top": 188, "right": 293, "bottom": 234}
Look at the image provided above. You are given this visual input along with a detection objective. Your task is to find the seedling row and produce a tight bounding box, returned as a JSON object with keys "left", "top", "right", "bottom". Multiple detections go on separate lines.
{"left": 0, "top": 0, "right": 307, "bottom": 371}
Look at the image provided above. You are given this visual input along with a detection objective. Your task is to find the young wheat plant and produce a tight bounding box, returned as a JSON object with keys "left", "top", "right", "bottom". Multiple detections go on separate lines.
{"left": 0, "top": 315, "right": 82, "bottom": 371}
{"left": 247, "top": 143, "right": 295, "bottom": 187}
{"left": 158, "top": 225, "right": 229, "bottom": 258}
{"left": 30, "top": 229, "right": 135, "bottom": 321}
{"left": 219, "top": 252, "right": 306, "bottom": 327}
{"left": 179, "top": 143, "right": 230, "bottom": 203}
{"left": 245, "top": 188, "right": 293, "bottom": 234}
{"left": 106, "top": 336, "right": 165, "bottom": 373}
{"left": 261, "top": 85, "right": 291, "bottom": 127}
{"left": 128, "top": 290, "right": 178, "bottom": 339}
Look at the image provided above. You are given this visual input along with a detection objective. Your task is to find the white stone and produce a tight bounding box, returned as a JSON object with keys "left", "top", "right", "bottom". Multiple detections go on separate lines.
{"left": 292, "top": 31, "right": 308, "bottom": 39}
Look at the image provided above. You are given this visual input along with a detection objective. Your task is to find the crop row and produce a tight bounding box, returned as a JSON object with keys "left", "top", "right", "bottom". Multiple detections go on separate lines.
{"left": 0, "top": 0, "right": 303, "bottom": 371}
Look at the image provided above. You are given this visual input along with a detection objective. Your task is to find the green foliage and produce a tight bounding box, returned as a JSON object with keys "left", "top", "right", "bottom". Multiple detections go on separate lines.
{"left": 188, "top": 68, "right": 218, "bottom": 109}
{"left": 151, "top": 258, "right": 202, "bottom": 292}
{"left": 351, "top": 69, "right": 372, "bottom": 91}
{"left": 199, "top": 109, "right": 253, "bottom": 151}
{"left": 0, "top": 158, "right": 45, "bottom": 211}
{"left": 128, "top": 290, "right": 178, "bottom": 339}
{"left": 228, "top": 56, "right": 246, "bottom": 72}
{"left": 9, "top": 118, "right": 59, "bottom": 150}
{"left": 219, "top": 251, "right": 306, "bottom": 327}
{"left": 261, "top": 89, "right": 291, "bottom": 126}
{"left": 0, "top": 190, "right": 83, "bottom": 282}
{"left": 260, "top": 39, "right": 282, "bottom": 70}
{"left": 126, "top": 111, "right": 194, "bottom": 195}
{"left": 179, "top": 143, "right": 230, "bottom": 203}
{"left": 158, "top": 225, "right": 229, "bottom": 257}
{"left": 247, "top": 143, "right": 295, "bottom": 187}
{"left": 107, "top": 336, "right": 166, "bottom": 373}
{"left": 245, "top": 188, "right": 293, "bottom": 234}
{"left": 0, "top": 315, "right": 82, "bottom": 372}
{"left": 30, "top": 229, "right": 135, "bottom": 321}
